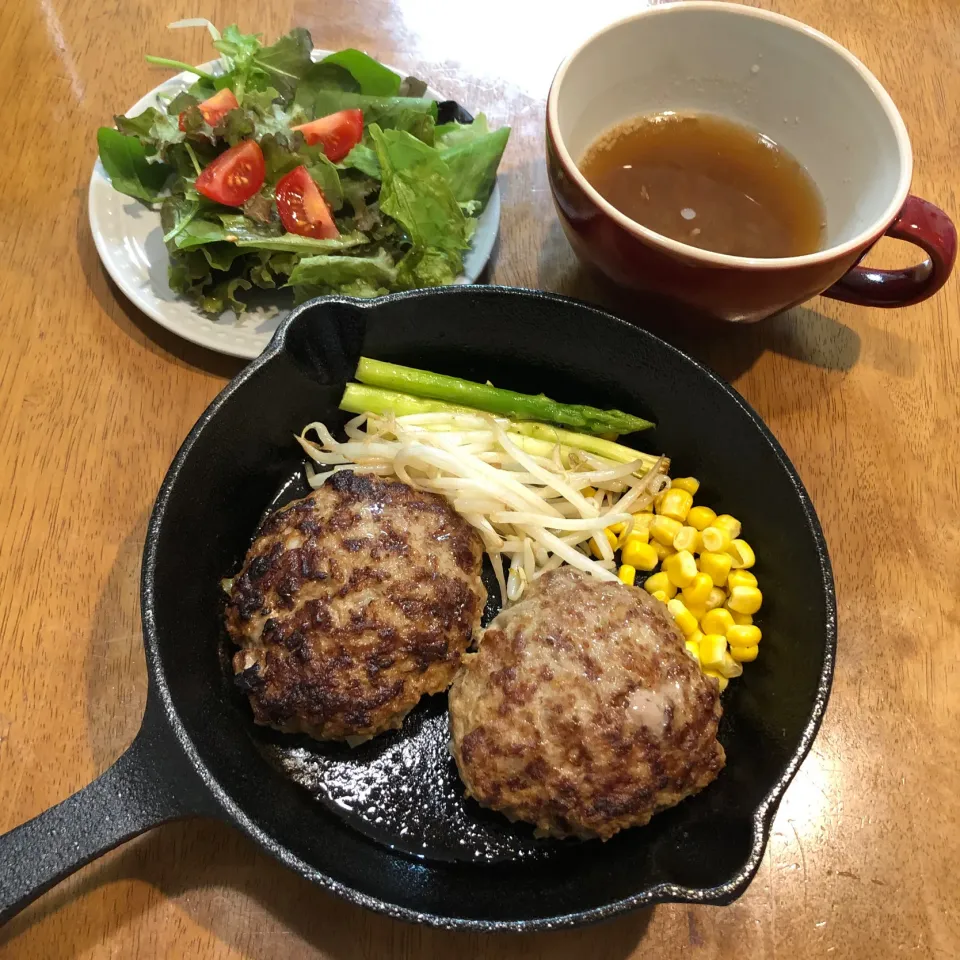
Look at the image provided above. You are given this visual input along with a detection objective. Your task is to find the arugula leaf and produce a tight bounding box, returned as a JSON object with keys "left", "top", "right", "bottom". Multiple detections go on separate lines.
{"left": 254, "top": 28, "right": 313, "bottom": 99}
{"left": 97, "top": 128, "right": 172, "bottom": 202}
{"left": 298, "top": 90, "right": 438, "bottom": 134}
{"left": 302, "top": 148, "right": 344, "bottom": 210}
{"left": 368, "top": 124, "right": 469, "bottom": 254}
{"left": 320, "top": 49, "right": 401, "bottom": 96}
{"left": 294, "top": 62, "right": 361, "bottom": 102}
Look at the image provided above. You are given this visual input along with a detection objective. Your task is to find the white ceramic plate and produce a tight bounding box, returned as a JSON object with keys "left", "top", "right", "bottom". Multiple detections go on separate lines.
{"left": 88, "top": 52, "right": 501, "bottom": 359}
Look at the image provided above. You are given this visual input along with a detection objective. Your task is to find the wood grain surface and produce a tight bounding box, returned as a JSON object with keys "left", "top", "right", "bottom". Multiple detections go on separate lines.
{"left": 1, "top": 0, "right": 958, "bottom": 956}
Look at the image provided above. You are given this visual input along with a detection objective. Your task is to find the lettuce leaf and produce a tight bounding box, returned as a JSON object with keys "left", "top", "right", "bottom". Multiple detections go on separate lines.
{"left": 286, "top": 248, "right": 397, "bottom": 301}
{"left": 435, "top": 117, "right": 509, "bottom": 208}
{"left": 368, "top": 124, "right": 468, "bottom": 254}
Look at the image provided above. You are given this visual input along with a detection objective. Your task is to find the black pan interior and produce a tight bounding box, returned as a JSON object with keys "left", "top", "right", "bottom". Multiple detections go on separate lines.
{"left": 145, "top": 287, "right": 834, "bottom": 928}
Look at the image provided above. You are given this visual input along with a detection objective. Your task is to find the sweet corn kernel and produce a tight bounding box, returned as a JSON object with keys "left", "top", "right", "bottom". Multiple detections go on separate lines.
{"left": 699, "top": 634, "right": 728, "bottom": 670}
{"left": 671, "top": 477, "right": 701, "bottom": 495}
{"left": 626, "top": 513, "right": 654, "bottom": 544}
{"left": 698, "top": 551, "right": 732, "bottom": 587}
{"left": 651, "top": 539, "right": 674, "bottom": 562}
{"left": 731, "top": 611, "right": 754, "bottom": 626}
{"left": 727, "top": 569, "right": 758, "bottom": 590}
{"left": 728, "top": 539, "right": 756, "bottom": 569}
{"left": 713, "top": 514, "right": 742, "bottom": 539}
{"left": 727, "top": 585, "right": 763, "bottom": 615}
{"left": 651, "top": 590, "right": 669, "bottom": 604}
{"left": 658, "top": 488, "right": 694, "bottom": 522}
{"left": 663, "top": 550, "right": 698, "bottom": 588}
{"left": 705, "top": 587, "right": 727, "bottom": 611}
{"left": 644, "top": 572, "right": 677, "bottom": 599}
{"left": 667, "top": 598, "right": 700, "bottom": 637}
{"left": 621, "top": 536, "right": 659, "bottom": 571}
{"left": 701, "top": 608, "right": 735, "bottom": 636}
{"left": 685, "top": 602, "right": 707, "bottom": 622}
{"left": 685, "top": 637, "right": 701, "bottom": 661}
{"left": 651, "top": 515, "right": 683, "bottom": 545}
{"left": 718, "top": 652, "right": 744, "bottom": 679}
{"left": 673, "top": 525, "right": 701, "bottom": 553}
{"left": 580, "top": 486, "right": 597, "bottom": 498}
{"left": 703, "top": 669, "right": 729, "bottom": 692}
{"left": 608, "top": 521, "right": 626, "bottom": 536}
{"left": 682, "top": 572, "right": 713, "bottom": 607}
{"left": 687, "top": 505, "right": 717, "bottom": 531}
{"left": 701, "top": 526, "right": 732, "bottom": 553}
{"left": 730, "top": 644, "right": 759, "bottom": 662}
{"left": 589, "top": 527, "right": 618, "bottom": 558}
{"left": 618, "top": 563, "right": 636, "bottom": 586}
{"left": 727, "top": 624, "right": 762, "bottom": 648}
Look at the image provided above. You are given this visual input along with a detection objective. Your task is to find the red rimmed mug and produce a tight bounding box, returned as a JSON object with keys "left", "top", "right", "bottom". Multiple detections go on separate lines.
{"left": 546, "top": 2, "right": 956, "bottom": 323}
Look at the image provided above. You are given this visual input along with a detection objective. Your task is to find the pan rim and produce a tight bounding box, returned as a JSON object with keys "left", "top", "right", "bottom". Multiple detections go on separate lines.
{"left": 141, "top": 285, "right": 837, "bottom": 931}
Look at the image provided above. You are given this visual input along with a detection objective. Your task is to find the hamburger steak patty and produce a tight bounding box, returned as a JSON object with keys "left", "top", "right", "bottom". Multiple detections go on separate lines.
{"left": 226, "top": 470, "right": 486, "bottom": 741}
{"left": 448, "top": 567, "right": 725, "bottom": 839}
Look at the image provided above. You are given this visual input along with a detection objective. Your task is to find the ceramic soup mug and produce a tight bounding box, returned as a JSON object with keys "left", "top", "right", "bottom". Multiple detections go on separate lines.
{"left": 546, "top": 1, "right": 957, "bottom": 322}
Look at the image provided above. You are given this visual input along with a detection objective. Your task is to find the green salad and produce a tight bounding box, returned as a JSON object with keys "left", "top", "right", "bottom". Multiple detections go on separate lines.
{"left": 96, "top": 19, "right": 510, "bottom": 313}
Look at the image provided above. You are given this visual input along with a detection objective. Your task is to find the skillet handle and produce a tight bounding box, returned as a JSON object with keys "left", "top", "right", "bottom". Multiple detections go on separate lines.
{"left": 0, "top": 694, "right": 219, "bottom": 926}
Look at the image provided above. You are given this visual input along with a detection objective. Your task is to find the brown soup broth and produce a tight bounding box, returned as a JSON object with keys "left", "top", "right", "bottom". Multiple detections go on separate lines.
{"left": 578, "top": 112, "right": 826, "bottom": 258}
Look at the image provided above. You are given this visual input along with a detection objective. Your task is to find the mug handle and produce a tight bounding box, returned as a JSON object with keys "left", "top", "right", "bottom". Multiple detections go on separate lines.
{"left": 824, "top": 195, "right": 957, "bottom": 307}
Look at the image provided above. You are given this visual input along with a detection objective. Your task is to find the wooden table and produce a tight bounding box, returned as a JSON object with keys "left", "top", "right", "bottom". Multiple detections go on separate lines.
{"left": 1, "top": 0, "right": 957, "bottom": 956}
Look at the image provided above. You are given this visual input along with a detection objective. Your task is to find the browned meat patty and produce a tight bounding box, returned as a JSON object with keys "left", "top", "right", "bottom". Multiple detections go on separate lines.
{"left": 448, "top": 567, "right": 725, "bottom": 840}
{"left": 225, "top": 470, "right": 486, "bottom": 741}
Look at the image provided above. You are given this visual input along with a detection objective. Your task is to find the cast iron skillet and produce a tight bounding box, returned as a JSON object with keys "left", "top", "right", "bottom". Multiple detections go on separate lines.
{"left": 0, "top": 287, "right": 836, "bottom": 930}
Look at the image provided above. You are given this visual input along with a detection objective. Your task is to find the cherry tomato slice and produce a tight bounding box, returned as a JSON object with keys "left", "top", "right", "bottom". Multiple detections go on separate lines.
{"left": 178, "top": 87, "right": 240, "bottom": 132}
{"left": 275, "top": 165, "right": 340, "bottom": 239}
{"left": 291, "top": 109, "right": 364, "bottom": 163}
{"left": 195, "top": 140, "right": 265, "bottom": 207}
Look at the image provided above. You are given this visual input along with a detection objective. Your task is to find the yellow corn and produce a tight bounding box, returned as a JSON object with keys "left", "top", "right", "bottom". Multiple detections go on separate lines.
{"left": 701, "top": 608, "right": 735, "bottom": 637}
{"left": 671, "top": 477, "right": 701, "bottom": 495}
{"left": 673, "top": 525, "right": 701, "bottom": 553}
{"left": 728, "top": 539, "right": 756, "bottom": 569}
{"left": 687, "top": 505, "right": 717, "bottom": 532}
{"left": 685, "top": 637, "right": 701, "bottom": 661}
{"left": 705, "top": 587, "right": 726, "bottom": 611}
{"left": 590, "top": 527, "right": 619, "bottom": 558}
{"left": 628, "top": 513, "right": 654, "bottom": 543}
{"left": 685, "top": 601, "right": 707, "bottom": 622}
{"left": 667, "top": 598, "right": 700, "bottom": 637}
{"left": 718, "top": 651, "right": 744, "bottom": 679}
{"left": 658, "top": 488, "right": 693, "bottom": 523}
{"left": 727, "top": 585, "right": 763, "bottom": 615}
{"left": 651, "top": 515, "right": 683, "bottom": 546}
{"left": 622, "top": 536, "right": 658, "bottom": 571}
{"left": 730, "top": 644, "right": 759, "bottom": 662}
{"left": 609, "top": 521, "right": 627, "bottom": 536}
{"left": 731, "top": 611, "right": 754, "bottom": 626}
{"left": 699, "top": 634, "right": 728, "bottom": 670}
{"left": 713, "top": 514, "right": 742, "bottom": 539}
{"left": 703, "top": 669, "right": 729, "bottom": 692}
{"left": 701, "top": 526, "right": 733, "bottom": 553}
{"left": 644, "top": 571, "right": 676, "bottom": 599}
{"left": 618, "top": 563, "right": 636, "bottom": 586}
{"left": 682, "top": 572, "right": 713, "bottom": 607}
{"left": 651, "top": 590, "right": 670, "bottom": 604}
{"left": 727, "top": 569, "right": 758, "bottom": 590}
{"left": 727, "top": 624, "right": 762, "bottom": 648}
{"left": 663, "top": 550, "right": 698, "bottom": 588}
{"left": 651, "top": 539, "right": 674, "bottom": 562}
{"left": 580, "top": 486, "right": 597, "bottom": 498}
{"left": 698, "top": 550, "right": 732, "bottom": 587}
